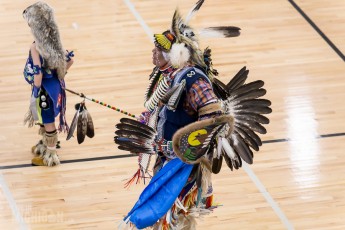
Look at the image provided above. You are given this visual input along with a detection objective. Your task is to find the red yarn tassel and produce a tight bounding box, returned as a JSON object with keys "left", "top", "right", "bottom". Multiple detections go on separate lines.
{"left": 124, "top": 168, "right": 141, "bottom": 188}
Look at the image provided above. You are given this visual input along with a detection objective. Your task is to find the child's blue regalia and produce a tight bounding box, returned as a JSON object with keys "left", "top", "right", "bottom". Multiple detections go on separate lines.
{"left": 23, "top": 50, "right": 68, "bottom": 131}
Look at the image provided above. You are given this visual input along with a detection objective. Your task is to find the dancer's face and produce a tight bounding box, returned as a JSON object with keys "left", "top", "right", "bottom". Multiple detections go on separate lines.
{"left": 152, "top": 47, "right": 168, "bottom": 68}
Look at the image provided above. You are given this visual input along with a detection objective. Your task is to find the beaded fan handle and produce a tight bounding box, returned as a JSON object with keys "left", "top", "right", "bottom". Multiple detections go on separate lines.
{"left": 64, "top": 87, "right": 137, "bottom": 119}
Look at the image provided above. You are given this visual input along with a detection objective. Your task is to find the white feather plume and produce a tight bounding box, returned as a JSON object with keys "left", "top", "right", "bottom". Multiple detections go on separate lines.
{"left": 169, "top": 43, "right": 191, "bottom": 68}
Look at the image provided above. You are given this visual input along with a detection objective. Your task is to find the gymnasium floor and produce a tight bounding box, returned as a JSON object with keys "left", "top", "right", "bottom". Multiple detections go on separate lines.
{"left": 0, "top": 0, "right": 345, "bottom": 229}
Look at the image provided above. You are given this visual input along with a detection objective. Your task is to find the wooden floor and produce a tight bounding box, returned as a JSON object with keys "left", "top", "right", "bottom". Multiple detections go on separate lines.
{"left": 1, "top": 0, "right": 345, "bottom": 229}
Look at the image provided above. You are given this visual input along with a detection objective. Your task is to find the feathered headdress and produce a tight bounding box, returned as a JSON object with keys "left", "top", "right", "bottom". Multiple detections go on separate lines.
{"left": 153, "top": 0, "right": 241, "bottom": 69}
{"left": 23, "top": 1, "right": 66, "bottom": 79}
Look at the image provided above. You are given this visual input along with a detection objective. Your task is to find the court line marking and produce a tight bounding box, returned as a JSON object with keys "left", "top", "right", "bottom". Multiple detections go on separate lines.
{"left": 122, "top": 0, "right": 294, "bottom": 229}
{"left": 1, "top": 132, "right": 344, "bottom": 170}
{"left": 0, "top": 172, "right": 28, "bottom": 230}
{"left": 288, "top": 0, "right": 345, "bottom": 62}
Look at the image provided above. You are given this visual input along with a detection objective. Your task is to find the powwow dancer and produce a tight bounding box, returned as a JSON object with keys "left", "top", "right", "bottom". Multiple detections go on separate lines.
{"left": 23, "top": 1, "right": 74, "bottom": 166}
{"left": 114, "top": 0, "right": 272, "bottom": 229}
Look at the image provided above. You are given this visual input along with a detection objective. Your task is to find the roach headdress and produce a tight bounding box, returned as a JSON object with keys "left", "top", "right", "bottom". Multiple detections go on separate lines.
{"left": 153, "top": 0, "right": 241, "bottom": 69}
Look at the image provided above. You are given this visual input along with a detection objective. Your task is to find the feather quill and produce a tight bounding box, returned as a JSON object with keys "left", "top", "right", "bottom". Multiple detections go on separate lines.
{"left": 77, "top": 109, "right": 87, "bottom": 144}
{"left": 114, "top": 137, "right": 153, "bottom": 154}
{"left": 232, "top": 133, "right": 253, "bottom": 164}
{"left": 226, "top": 66, "right": 248, "bottom": 92}
{"left": 236, "top": 119, "right": 267, "bottom": 134}
{"left": 234, "top": 128, "right": 259, "bottom": 151}
{"left": 235, "top": 105, "right": 272, "bottom": 115}
{"left": 235, "top": 99, "right": 271, "bottom": 108}
{"left": 211, "top": 155, "right": 223, "bottom": 174}
{"left": 232, "top": 88, "right": 267, "bottom": 101}
{"left": 200, "top": 26, "right": 241, "bottom": 38}
{"left": 161, "top": 83, "right": 181, "bottom": 105}
{"left": 230, "top": 80, "right": 264, "bottom": 97}
{"left": 235, "top": 112, "right": 270, "bottom": 125}
{"left": 235, "top": 123, "right": 262, "bottom": 147}
{"left": 119, "top": 118, "right": 156, "bottom": 135}
{"left": 222, "top": 149, "right": 233, "bottom": 171}
{"left": 115, "top": 129, "right": 152, "bottom": 141}
{"left": 171, "top": 9, "right": 183, "bottom": 38}
{"left": 212, "top": 78, "right": 229, "bottom": 100}
{"left": 185, "top": 0, "right": 205, "bottom": 24}
{"left": 167, "top": 79, "right": 186, "bottom": 110}
{"left": 66, "top": 105, "right": 80, "bottom": 141}
{"left": 85, "top": 109, "right": 95, "bottom": 138}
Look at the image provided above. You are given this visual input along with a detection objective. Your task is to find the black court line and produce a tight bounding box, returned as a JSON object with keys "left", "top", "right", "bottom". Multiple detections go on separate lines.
{"left": 262, "top": 132, "right": 345, "bottom": 144}
{"left": 288, "top": 0, "right": 345, "bottom": 62}
{"left": 1, "top": 132, "right": 345, "bottom": 170}
{"left": 0, "top": 154, "right": 135, "bottom": 170}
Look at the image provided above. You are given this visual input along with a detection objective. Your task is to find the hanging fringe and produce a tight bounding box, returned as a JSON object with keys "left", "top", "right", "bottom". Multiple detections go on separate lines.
{"left": 58, "top": 80, "right": 69, "bottom": 133}
{"left": 183, "top": 188, "right": 198, "bottom": 210}
{"left": 124, "top": 168, "right": 142, "bottom": 188}
{"left": 200, "top": 163, "right": 212, "bottom": 196}
{"left": 23, "top": 108, "right": 34, "bottom": 127}
{"left": 175, "top": 198, "right": 187, "bottom": 213}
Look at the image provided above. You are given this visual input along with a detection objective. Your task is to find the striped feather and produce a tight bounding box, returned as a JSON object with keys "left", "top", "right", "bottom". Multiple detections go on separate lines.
{"left": 200, "top": 26, "right": 241, "bottom": 38}
{"left": 212, "top": 155, "right": 223, "bottom": 174}
{"left": 222, "top": 149, "right": 233, "bottom": 171}
{"left": 114, "top": 137, "right": 153, "bottom": 154}
{"left": 77, "top": 109, "right": 87, "bottom": 144}
{"left": 235, "top": 119, "right": 267, "bottom": 134}
{"left": 235, "top": 123, "right": 262, "bottom": 146}
{"left": 116, "top": 123, "right": 155, "bottom": 138}
{"left": 161, "top": 83, "right": 181, "bottom": 104}
{"left": 85, "top": 109, "right": 95, "bottom": 138}
{"left": 66, "top": 106, "right": 80, "bottom": 141}
{"left": 234, "top": 127, "right": 259, "bottom": 151}
{"left": 230, "top": 80, "right": 264, "bottom": 97}
{"left": 115, "top": 129, "right": 152, "bottom": 141}
{"left": 167, "top": 79, "right": 186, "bottom": 110}
{"left": 212, "top": 77, "right": 229, "bottom": 99}
{"left": 185, "top": 0, "right": 205, "bottom": 24}
{"left": 236, "top": 99, "right": 272, "bottom": 108}
{"left": 232, "top": 88, "right": 267, "bottom": 102}
{"left": 235, "top": 105, "right": 272, "bottom": 115}
{"left": 231, "top": 134, "right": 253, "bottom": 164}
{"left": 119, "top": 118, "right": 156, "bottom": 135}
{"left": 235, "top": 112, "right": 270, "bottom": 125}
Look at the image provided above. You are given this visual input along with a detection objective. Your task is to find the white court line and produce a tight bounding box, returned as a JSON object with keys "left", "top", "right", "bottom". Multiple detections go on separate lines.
{"left": 0, "top": 173, "right": 28, "bottom": 230}
{"left": 123, "top": 0, "right": 154, "bottom": 42}
{"left": 122, "top": 0, "right": 294, "bottom": 229}
{"left": 243, "top": 163, "right": 294, "bottom": 230}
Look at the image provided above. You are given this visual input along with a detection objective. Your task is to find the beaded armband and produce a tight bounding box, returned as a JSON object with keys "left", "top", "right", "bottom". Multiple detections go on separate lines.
{"left": 33, "top": 65, "right": 42, "bottom": 75}
{"left": 65, "top": 50, "right": 74, "bottom": 62}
